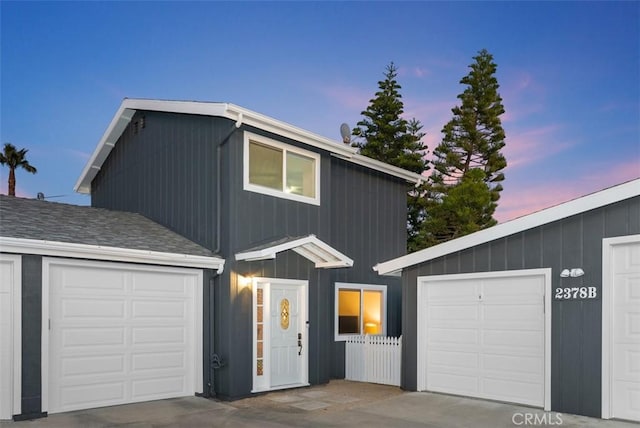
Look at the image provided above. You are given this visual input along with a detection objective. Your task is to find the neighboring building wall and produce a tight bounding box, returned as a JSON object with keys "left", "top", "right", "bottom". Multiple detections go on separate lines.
{"left": 401, "top": 196, "right": 640, "bottom": 418}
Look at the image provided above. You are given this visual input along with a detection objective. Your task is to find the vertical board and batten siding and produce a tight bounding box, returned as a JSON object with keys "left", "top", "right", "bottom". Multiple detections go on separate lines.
{"left": 329, "top": 158, "right": 406, "bottom": 378}
{"left": 91, "top": 111, "right": 229, "bottom": 250}
{"left": 402, "top": 196, "right": 640, "bottom": 418}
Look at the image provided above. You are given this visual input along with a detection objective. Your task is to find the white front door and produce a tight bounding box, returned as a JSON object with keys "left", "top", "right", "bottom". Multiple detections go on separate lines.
{"left": 252, "top": 278, "right": 308, "bottom": 392}
{"left": 0, "top": 255, "right": 21, "bottom": 420}
{"left": 611, "top": 240, "right": 640, "bottom": 421}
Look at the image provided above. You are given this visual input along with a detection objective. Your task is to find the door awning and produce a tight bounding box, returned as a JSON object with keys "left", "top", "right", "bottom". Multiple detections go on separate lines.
{"left": 235, "top": 235, "right": 353, "bottom": 269}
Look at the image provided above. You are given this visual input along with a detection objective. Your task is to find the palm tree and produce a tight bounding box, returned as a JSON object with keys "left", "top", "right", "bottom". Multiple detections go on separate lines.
{"left": 0, "top": 143, "right": 37, "bottom": 196}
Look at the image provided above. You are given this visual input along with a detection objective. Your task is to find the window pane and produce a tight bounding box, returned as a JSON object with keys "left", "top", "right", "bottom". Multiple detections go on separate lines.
{"left": 363, "top": 290, "right": 383, "bottom": 335}
{"left": 338, "top": 289, "right": 361, "bottom": 334}
{"left": 249, "top": 141, "right": 283, "bottom": 190}
{"left": 286, "top": 151, "right": 315, "bottom": 198}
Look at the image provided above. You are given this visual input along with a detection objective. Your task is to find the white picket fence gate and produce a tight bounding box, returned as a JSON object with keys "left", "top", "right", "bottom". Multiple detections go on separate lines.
{"left": 345, "top": 335, "right": 402, "bottom": 386}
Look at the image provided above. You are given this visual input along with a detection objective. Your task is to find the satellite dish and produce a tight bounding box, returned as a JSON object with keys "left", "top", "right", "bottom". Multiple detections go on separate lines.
{"left": 340, "top": 123, "right": 351, "bottom": 145}
{"left": 37, "top": 192, "right": 45, "bottom": 200}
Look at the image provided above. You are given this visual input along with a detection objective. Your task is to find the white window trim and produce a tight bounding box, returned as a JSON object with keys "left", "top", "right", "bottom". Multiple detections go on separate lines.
{"left": 243, "top": 131, "right": 321, "bottom": 206}
{"left": 601, "top": 234, "right": 640, "bottom": 419}
{"left": 334, "top": 282, "right": 387, "bottom": 341}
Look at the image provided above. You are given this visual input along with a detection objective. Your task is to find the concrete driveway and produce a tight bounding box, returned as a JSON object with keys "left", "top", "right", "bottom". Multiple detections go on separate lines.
{"left": 4, "top": 380, "right": 636, "bottom": 428}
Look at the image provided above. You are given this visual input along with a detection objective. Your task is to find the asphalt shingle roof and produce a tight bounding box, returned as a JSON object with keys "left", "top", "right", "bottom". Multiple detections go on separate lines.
{"left": 0, "top": 195, "right": 215, "bottom": 258}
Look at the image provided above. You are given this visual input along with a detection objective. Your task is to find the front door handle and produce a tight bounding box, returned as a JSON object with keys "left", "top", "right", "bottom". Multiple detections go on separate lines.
{"left": 298, "top": 332, "right": 302, "bottom": 356}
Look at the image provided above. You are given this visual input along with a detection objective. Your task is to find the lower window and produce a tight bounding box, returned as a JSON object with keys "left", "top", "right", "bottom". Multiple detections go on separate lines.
{"left": 334, "top": 283, "right": 386, "bottom": 340}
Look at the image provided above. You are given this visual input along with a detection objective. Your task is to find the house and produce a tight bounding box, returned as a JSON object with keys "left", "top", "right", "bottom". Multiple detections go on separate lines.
{"left": 374, "top": 179, "right": 640, "bottom": 421}
{"left": 0, "top": 98, "right": 422, "bottom": 419}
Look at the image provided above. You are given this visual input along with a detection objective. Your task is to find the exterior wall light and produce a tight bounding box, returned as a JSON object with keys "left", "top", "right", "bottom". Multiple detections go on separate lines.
{"left": 560, "top": 268, "right": 584, "bottom": 278}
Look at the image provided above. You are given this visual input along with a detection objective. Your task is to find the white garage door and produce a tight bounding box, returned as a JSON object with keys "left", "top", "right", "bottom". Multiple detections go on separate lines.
{"left": 611, "top": 240, "right": 640, "bottom": 421}
{"left": 0, "top": 254, "right": 21, "bottom": 420}
{"left": 417, "top": 270, "right": 549, "bottom": 408}
{"left": 45, "top": 259, "right": 203, "bottom": 414}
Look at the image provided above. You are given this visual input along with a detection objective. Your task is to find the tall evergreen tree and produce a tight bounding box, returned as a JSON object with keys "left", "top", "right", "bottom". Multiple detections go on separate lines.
{"left": 423, "top": 49, "right": 506, "bottom": 248}
{"left": 352, "top": 62, "right": 429, "bottom": 250}
{"left": 352, "top": 62, "right": 428, "bottom": 175}
{"left": 432, "top": 49, "right": 506, "bottom": 202}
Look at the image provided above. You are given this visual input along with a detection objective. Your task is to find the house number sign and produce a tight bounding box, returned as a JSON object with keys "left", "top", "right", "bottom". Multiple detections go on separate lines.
{"left": 554, "top": 286, "right": 597, "bottom": 300}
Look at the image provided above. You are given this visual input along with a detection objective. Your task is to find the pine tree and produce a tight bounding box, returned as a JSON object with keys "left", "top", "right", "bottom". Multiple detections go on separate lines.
{"left": 352, "top": 62, "right": 429, "bottom": 250}
{"left": 424, "top": 49, "right": 506, "bottom": 247}
{"left": 352, "top": 62, "right": 428, "bottom": 175}
{"left": 432, "top": 49, "right": 506, "bottom": 202}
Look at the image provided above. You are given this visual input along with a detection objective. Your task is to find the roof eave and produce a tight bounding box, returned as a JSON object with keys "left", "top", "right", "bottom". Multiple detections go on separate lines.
{"left": 75, "top": 99, "right": 423, "bottom": 193}
{"left": 0, "top": 236, "right": 225, "bottom": 272}
{"left": 374, "top": 178, "right": 640, "bottom": 276}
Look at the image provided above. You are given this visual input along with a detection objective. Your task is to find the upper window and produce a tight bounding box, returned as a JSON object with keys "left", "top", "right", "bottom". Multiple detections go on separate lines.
{"left": 244, "top": 132, "right": 320, "bottom": 205}
{"left": 334, "top": 283, "right": 386, "bottom": 341}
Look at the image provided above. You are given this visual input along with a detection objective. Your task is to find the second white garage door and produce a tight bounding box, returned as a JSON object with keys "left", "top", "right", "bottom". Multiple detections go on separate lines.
{"left": 44, "top": 258, "right": 203, "bottom": 414}
{"left": 417, "top": 269, "right": 550, "bottom": 409}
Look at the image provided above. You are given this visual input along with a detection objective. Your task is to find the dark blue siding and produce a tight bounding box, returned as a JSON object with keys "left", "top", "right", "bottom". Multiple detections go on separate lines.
{"left": 401, "top": 196, "right": 640, "bottom": 418}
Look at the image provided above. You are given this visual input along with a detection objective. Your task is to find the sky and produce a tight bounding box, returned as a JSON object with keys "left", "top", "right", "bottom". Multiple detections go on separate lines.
{"left": 1, "top": 1, "right": 638, "bottom": 223}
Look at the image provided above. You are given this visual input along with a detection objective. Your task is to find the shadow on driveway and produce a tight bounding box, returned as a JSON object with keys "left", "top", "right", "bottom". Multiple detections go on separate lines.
{"left": 4, "top": 380, "right": 637, "bottom": 427}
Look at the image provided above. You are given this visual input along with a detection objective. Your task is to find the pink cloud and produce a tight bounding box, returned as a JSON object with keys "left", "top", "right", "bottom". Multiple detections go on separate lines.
{"left": 0, "top": 181, "right": 32, "bottom": 198}
{"left": 495, "top": 159, "right": 640, "bottom": 223}
{"left": 502, "top": 124, "right": 574, "bottom": 170}
{"left": 322, "top": 85, "right": 371, "bottom": 110}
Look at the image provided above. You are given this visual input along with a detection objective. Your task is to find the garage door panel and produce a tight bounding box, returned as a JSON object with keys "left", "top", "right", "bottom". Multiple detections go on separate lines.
{"left": 132, "top": 351, "right": 186, "bottom": 372}
{"left": 62, "top": 327, "right": 125, "bottom": 347}
{"left": 62, "top": 298, "right": 125, "bottom": 318}
{"left": 429, "top": 349, "right": 478, "bottom": 369}
{"left": 613, "top": 346, "right": 640, "bottom": 382}
{"left": 132, "top": 300, "right": 187, "bottom": 319}
{"left": 482, "top": 353, "right": 543, "bottom": 376}
{"left": 132, "top": 326, "right": 187, "bottom": 345}
{"left": 429, "top": 328, "right": 478, "bottom": 346}
{"left": 131, "top": 272, "right": 190, "bottom": 295}
{"left": 132, "top": 376, "right": 187, "bottom": 399}
{"left": 429, "top": 305, "right": 479, "bottom": 322}
{"left": 61, "top": 382, "right": 125, "bottom": 409}
{"left": 62, "top": 354, "right": 125, "bottom": 377}
{"left": 482, "top": 277, "right": 543, "bottom": 301}
{"left": 483, "top": 304, "right": 542, "bottom": 323}
{"left": 428, "top": 372, "right": 478, "bottom": 395}
{"left": 57, "top": 267, "right": 127, "bottom": 294}
{"left": 482, "top": 329, "right": 543, "bottom": 349}
{"left": 427, "top": 281, "right": 478, "bottom": 302}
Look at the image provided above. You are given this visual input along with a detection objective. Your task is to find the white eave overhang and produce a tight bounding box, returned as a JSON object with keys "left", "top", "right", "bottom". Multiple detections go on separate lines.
{"left": 235, "top": 235, "right": 353, "bottom": 269}
{"left": 373, "top": 178, "right": 640, "bottom": 276}
{"left": 0, "top": 237, "right": 225, "bottom": 272}
{"left": 75, "top": 98, "right": 423, "bottom": 193}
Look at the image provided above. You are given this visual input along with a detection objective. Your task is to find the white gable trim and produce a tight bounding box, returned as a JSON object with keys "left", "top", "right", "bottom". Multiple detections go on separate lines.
{"left": 0, "top": 237, "right": 225, "bottom": 272}
{"left": 374, "top": 179, "right": 640, "bottom": 275}
{"left": 75, "top": 99, "right": 423, "bottom": 193}
{"left": 235, "top": 235, "right": 353, "bottom": 269}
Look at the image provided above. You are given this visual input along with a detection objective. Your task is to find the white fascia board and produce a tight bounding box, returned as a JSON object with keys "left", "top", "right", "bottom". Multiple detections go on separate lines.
{"left": 75, "top": 99, "right": 422, "bottom": 193}
{"left": 374, "top": 178, "right": 640, "bottom": 276}
{"left": 235, "top": 234, "right": 354, "bottom": 268}
{"left": 0, "top": 237, "right": 225, "bottom": 272}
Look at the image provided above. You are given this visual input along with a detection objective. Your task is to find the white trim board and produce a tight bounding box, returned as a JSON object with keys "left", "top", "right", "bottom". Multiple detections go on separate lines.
{"left": 416, "top": 268, "right": 552, "bottom": 411}
{"left": 75, "top": 98, "right": 423, "bottom": 193}
{"left": 0, "top": 254, "right": 22, "bottom": 419}
{"left": 601, "top": 234, "right": 640, "bottom": 420}
{"left": 0, "top": 237, "right": 224, "bottom": 272}
{"left": 235, "top": 235, "right": 353, "bottom": 269}
{"left": 375, "top": 179, "right": 640, "bottom": 276}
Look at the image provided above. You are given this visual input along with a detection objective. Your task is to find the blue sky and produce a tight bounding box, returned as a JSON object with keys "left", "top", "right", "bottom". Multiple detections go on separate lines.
{"left": 1, "top": 1, "right": 638, "bottom": 222}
